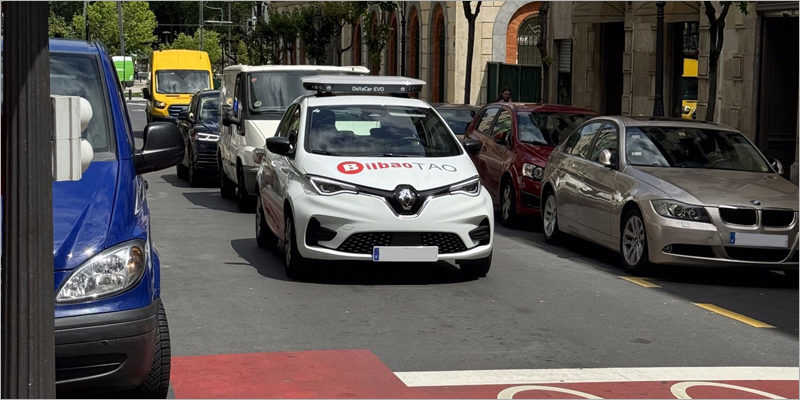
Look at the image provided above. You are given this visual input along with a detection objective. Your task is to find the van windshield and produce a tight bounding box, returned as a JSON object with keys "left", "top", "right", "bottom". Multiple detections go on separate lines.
{"left": 50, "top": 53, "right": 115, "bottom": 157}
{"left": 156, "top": 70, "right": 210, "bottom": 94}
{"left": 247, "top": 70, "right": 361, "bottom": 115}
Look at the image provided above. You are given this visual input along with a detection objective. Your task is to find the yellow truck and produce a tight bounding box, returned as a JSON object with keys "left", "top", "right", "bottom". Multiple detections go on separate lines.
{"left": 143, "top": 49, "right": 213, "bottom": 123}
{"left": 681, "top": 58, "right": 698, "bottom": 120}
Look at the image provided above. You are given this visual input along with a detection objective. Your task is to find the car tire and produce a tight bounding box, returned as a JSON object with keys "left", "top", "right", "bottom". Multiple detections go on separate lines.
{"left": 176, "top": 162, "right": 189, "bottom": 180}
{"left": 284, "top": 214, "right": 307, "bottom": 280}
{"left": 237, "top": 165, "right": 255, "bottom": 213}
{"left": 620, "top": 208, "right": 652, "bottom": 274}
{"left": 460, "top": 252, "right": 492, "bottom": 278}
{"left": 499, "top": 180, "right": 518, "bottom": 228}
{"left": 542, "top": 190, "right": 561, "bottom": 244}
{"left": 256, "top": 199, "right": 278, "bottom": 249}
{"left": 131, "top": 302, "right": 171, "bottom": 399}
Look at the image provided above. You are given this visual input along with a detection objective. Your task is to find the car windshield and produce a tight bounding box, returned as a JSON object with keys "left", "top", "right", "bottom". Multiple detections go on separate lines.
{"left": 198, "top": 95, "right": 219, "bottom": 125}
{"left": 156, "top": 70, "right": 210, "bottom": 94}
{"left": 305, "top": 105, "right": 462, "bottom": 157}
{"left": 248, "top": 71, "right": 362, "bottom": 114}
{"left": 436, "top": 108, "right": 475, "bottom": 135}
{"left": 625, "top": 126, "right": 771, "bottom": 172}
{"left": 50, "top": 53, "right": 115, "bottom": 157}
{"left": 518, "top": 111, "right": 593, "bottom": 146}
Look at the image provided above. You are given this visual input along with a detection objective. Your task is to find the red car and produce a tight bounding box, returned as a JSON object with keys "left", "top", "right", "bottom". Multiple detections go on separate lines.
{"left": 465, "top": 103, "right": 598, "bottom": 226}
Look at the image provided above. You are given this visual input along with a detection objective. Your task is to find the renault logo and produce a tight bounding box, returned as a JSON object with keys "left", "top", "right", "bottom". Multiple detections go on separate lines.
{"left": 751, "top": 200, "right": 762, "bottom": 206}
{"left": 395, "top": 187, "right": 417, "bottom": 211}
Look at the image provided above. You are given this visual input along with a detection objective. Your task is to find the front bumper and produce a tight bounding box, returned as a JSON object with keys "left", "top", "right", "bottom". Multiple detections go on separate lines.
{"left": 516, "top": 176, "right": 543, "bottom": 216}
{"left": 193, "top": 140, "right": 220, "bottom": 172}
{"left": 642, "top": 205, "right": 799, "bottom": 270}
{"left": 55, "top": 300, "right": 160, "bottom": 394}
{"left": 292, "top": 189, "right": 494, "bottom": 262}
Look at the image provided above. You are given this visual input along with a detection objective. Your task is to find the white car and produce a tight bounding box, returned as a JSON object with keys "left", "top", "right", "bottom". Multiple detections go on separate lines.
{"left": 253, "top": 75, "right": 494, "bottom": 279}
{"left": 219, "top": 65, "right": 370, "bottom": 212}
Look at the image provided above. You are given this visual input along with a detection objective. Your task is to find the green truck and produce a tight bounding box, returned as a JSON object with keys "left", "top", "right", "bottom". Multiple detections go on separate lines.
{"left": 112, "top": 56, "right": 134, "bottom": 87}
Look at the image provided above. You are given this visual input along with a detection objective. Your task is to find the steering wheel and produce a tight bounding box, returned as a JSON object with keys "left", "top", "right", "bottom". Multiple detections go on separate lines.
{"left": 393, "top": 137, "right": 420, "bottom": 147}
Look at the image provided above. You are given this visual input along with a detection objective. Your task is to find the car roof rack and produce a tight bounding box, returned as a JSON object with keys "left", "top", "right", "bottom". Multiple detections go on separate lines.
{"left": 302, "top": 75, "right": 426, "bottom": 97}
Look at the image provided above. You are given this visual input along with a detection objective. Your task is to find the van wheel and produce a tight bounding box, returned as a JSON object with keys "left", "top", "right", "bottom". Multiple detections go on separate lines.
{"left": 284, "top": 214, "right": 308, "bottom": 280}
{"left": 620, "top": 208, "right": 653, "bottom": 274}
{"left": 237, "top": 165, "right": 255, "bottom": 213}
{"left": 256, "top": 199, "right": 278, "bottom": 249}
{"left": 176, "top": 163, "right": 189, "bottom": 180}
{"left": 460, "top": 252, "right": 492, "bottom": 278}
{"left": 132, "top": 302, "right": 171, "bottom": 399}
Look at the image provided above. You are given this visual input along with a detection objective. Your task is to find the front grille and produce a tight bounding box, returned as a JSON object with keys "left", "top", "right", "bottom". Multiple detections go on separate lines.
{"left": 762, "top": 210, "right": 795, "bottom": 227}
{"left": 168, "top": 105, "right": 188, "bottom": 117}
{"left": 196, "top": 153, "right": 217, "bottom": 166}
{"left": 719, "top": 207, "right": 756, "bottom": 225}
{"left": 724, "top": 247, "right": 792, "bottom": 262}
{"left": 336, "top": 232, "right": 467, "bottom": 254}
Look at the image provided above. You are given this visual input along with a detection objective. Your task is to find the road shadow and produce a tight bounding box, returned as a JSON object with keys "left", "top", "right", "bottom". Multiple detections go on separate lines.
{"left": 160, "top": 172, "right": 190, "bottom": 188}
{"left": 230, "top": 238, "right": 472, "bottom": 286}
{"left": 182, "top": 191, "right": 241, "bottom": 214}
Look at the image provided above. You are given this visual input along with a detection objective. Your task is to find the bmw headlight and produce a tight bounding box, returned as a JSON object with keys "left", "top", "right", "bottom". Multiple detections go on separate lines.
{"left": 652, "top": 200, "right": 710, "bottom": 223}
{"left": 56, "top": 240, "right": 147, "bottom": 303}
{"left": 450, "top": 176, "right": 481, "bottom": 196}
{"left": 522, "top": 163, "right": 544, "bottom": 180}
{"left": 308, "top": 176, "right": 359, "bottom": 196}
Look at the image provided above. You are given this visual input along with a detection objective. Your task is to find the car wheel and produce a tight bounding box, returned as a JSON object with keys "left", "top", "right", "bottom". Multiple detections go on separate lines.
{"left": 237, "top": 165, "right": 255, "bottom": 213}
{"left": 256, "top": 199, "right": 278, "bottom": 249}
{"left": 460, "top": 252, "right": 492, "bottom": 278}
{"left": 499, "top": 180, "right": 517, "bottom": 228}
{"left": 284, "top": 214, "right": 307, "bottom": 279}
{"left": 188, "top": 154, "right": 202, "bottom": 188}
{"left": 542, "top": 190, "right": 561, "bottom": 244}
{"left": 620, "top": 208, "right": 652, "bottom": 274}
{"left": 176, "top": 162, "right": 189, "bottom": 180}
{"left": 220, "top": 157, "right": 236, "bottom": 199}
{"left": 131, "top": 302, "right": 170, "bottom": 399}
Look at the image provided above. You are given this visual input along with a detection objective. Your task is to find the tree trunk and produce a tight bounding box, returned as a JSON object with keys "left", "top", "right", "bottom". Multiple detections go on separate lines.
{"left": 703, "top": 1, "right": 730, "bottom": 122}
{"left": 706, "top": 54, "right": 719, "bottom": 121}
{"left": 463, "top": 1, "right": 481, "bottom": 104}
{"left": 537, "top": 2, "right": 550, "bottom": 103}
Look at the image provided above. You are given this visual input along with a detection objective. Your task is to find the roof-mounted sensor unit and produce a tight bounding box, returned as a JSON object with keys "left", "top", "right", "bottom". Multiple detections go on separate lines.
{"left": 302, "top": 75, "right": 426, "bottom": 96}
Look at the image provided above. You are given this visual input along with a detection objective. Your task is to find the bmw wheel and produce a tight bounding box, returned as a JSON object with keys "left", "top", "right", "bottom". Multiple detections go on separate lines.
{"left": 620, "top": 208, "right": 652, "bottom": 274}
{"left": 542, "top": 190, "right": 561, "bottom": 244}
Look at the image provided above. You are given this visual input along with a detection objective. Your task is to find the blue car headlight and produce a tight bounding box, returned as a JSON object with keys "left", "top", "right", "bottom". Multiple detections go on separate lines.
{"left": 56, "top": 239, "right": 147, "bottom": 303}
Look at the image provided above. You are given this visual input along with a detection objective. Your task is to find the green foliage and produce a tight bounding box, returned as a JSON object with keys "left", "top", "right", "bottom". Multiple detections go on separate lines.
{"left": 49, "top": 11, "right": 76, "bottom": 39}
{"left": 164, "top": 29, "right": 223, "bottom": 67}
{"left": 73, "top": 1, "right": 157, "bottom": 59}
{"left": 298, "top": 3, "right": 334, "bottom": 64}
{"left": 364, "top": 14, "right": 392, "bottom": 71}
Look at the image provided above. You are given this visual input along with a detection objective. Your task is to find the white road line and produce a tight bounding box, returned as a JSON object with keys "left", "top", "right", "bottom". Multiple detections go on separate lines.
{"left": 394, "top": 367, "right": 799, "bottom": 387}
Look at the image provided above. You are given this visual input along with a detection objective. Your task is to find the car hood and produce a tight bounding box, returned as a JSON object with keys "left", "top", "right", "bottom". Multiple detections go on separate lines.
{"left": 629, "top": 167, "right": 799, "bottom": 209}
{"left": 52, "top": 161, "right": 118, "bottom": 271}
{"left": 301, "top": 155, "right": 478, "bottom": 191}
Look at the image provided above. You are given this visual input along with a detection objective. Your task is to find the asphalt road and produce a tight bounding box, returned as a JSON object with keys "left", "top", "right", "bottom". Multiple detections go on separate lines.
{"left": 127, "top": 99, "right": 798, "bottom": 396}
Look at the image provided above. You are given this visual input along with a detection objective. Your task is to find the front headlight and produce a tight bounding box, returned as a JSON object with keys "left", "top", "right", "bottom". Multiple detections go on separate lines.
{"left": 154, "top": 101, "right": 167, "bottom": 109}
{"left": 195, "top": 132, "right": 219, "bottom": 142}
{"left": 651, "top": 200, "right": 711, "bottom": 223}
{"left": 522, "top": 163, "right": 544, "bottom": 180}
{"left": 308, "top": 176, "right": 359, "bottom": 196}
{"left": 56, "top": 240, "right": 147, "bottom": 303}
{"left": 682, "top": 106, "right": 691, "bottom": 114}
{"left": 450, "top": 176, "right": 481, "bottom": 196}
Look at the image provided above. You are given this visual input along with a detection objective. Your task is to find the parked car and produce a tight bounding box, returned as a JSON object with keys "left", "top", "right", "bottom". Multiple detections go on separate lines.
{"left": 464, "top": 103, "right": 597, "bottom": 226}
{"left": 218, "top": 65, "right": 370, "bottom": 212}
{"left": 541, "top": 116, "right": 799, "bottom": 276}
{"left": 430, "top": 102, "right": 480, "bottom": 141}
{"left": 254, "top": 75, "right": 494, "bottom": 279}
{"left": 50, "top": 39, "right": 184, "bottom": 397}
{"left": 177, "top": 89, "right": 221, "bottom": 187}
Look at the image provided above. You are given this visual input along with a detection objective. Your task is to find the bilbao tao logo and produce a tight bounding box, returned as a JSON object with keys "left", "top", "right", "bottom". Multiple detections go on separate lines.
{"left": 337, "top": 161, "right": 364, "bottom": 174}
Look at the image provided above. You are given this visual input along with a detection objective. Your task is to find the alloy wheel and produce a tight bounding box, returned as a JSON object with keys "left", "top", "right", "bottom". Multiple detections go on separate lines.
{"left": 502, "top": 185, "right": 512, "bottom": 221}
{"left": 543, "top": 195, "right": 557, "bottom": 237}
{"left": 623, "top": 215, "right": 645, "bottom": 266}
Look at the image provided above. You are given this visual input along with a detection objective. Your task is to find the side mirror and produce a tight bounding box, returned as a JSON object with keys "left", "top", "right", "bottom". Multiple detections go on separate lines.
{"left": 134, "top": 122, "right": 185, "bottom": 175}
{"left": 266, "top": 136, "right": 293, "bottom": 156}
{"left": 463, "top": 139, "right": 482, "bottom": 156}
{"left": 599, "top": 149, "right": 616, "bottom": 168}
{"left": 142, "top": 87, "right": 151, "bottom": 100}
{"left": 772, "top": 158, "right": 784, "bottom": 175}
{"left": 252, "top": 148, "right": 267, "bottom": 164}
{"left": 222, "top": 113, "right": 241, "bottom": 128}
{"left": 178, "top": 111, "right": 191, "bottom": 122}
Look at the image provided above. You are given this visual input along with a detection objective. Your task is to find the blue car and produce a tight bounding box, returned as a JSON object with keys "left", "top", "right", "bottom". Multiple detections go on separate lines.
{"left": 177, "top": 89, "right": 221, "bottom": 187}
{"left": 50, "top": 39, "right": 184, "bottom": 397}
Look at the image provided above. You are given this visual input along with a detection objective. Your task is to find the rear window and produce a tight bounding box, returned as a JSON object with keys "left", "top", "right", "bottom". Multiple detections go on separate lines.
{"left": 50, "top": 53, "right": 115, "bottom": 158}
{"left": 436, "top": 108, "right": 475, "bottom": 135}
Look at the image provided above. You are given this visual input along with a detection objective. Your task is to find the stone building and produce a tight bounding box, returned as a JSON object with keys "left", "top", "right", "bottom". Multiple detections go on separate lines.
{"left": 269, "top": 1, "right": 799, "bottom": 183}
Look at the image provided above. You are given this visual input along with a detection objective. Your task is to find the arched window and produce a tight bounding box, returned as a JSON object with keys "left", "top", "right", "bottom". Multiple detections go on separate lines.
{"left": 388, "top": 12, "right": 398, "bottom": 75}
{"left": 517, "top": 17, "right": 542, "bottom": 66}
{"left": 408, "top": 7, "right": 420, "bottom": 79}
{"left": 430, "top": 4, "right": 446, "bottom": 102}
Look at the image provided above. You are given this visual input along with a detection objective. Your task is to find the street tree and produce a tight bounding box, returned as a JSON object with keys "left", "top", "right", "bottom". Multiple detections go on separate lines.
{"left": 72, "top": 1, "right": 157, "bottom": 59}
{"left": 299, "top": 3, "right": 335, "bottom": 65}
{"left": 462, "top": 1, "right": 482, "bottom": 104}
{"left": 364, "top": 8, "right": 393, "bottom": 73}
{"left": 702, "top": 1, "right": 749, "bottom": 121}
{"left": 322, "top": 2, "right": 369, "bottom": 66}
{"left": 164, "top": 29, "right": 223, "bottom": 67}
{"left": 49, "top": 11, "right": 77, "bottom": 39}
{"left": 537, "top": 1, "right": 551, "bottom": 103}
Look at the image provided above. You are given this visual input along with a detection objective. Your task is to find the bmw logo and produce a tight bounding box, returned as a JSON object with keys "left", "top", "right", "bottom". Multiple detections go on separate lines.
{"left": 751, "top": 200, "right": 762, "bottom": 206}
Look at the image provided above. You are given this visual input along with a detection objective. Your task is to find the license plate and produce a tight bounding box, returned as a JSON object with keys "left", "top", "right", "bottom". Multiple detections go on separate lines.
{"left": 372, "top": 246, "right": 438, "bottom": 262}
{"left": 729, "top": 232, "right": 789, "bottom": 248}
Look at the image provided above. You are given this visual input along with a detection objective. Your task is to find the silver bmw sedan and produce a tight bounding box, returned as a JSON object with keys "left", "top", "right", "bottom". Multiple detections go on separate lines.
{"left": 540, "top": 116, "right": 798, "bottom": 276}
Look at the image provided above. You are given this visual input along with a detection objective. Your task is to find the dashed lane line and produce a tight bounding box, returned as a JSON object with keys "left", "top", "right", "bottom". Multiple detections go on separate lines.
{"left": 619, "top": 276, "right": 661, "bottom": 288}
{"left": 693, "top": 303, "right": 776, "bottom": 328}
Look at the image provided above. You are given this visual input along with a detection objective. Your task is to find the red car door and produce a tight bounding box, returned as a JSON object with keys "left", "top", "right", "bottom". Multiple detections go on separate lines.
{"left": 466, "top": 107, "right": 500, "bottom": 198}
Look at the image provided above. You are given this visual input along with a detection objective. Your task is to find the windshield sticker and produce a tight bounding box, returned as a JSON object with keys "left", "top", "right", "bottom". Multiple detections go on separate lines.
{"left": 336, "top": 161, "right": 457, "bottom": 174}
{"left": 253, "top": 101, "right": 262, "bottom": 108}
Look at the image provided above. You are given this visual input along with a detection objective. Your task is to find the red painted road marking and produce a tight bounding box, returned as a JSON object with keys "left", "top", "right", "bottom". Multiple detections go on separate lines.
{"left": 171, "top": 350, "right": 799, "bottom": 399}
